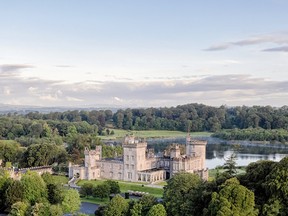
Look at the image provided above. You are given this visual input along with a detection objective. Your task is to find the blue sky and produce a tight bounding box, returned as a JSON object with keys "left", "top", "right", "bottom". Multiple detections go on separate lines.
{"left": 1, "top": 1, "right": 288, "bottom": 107}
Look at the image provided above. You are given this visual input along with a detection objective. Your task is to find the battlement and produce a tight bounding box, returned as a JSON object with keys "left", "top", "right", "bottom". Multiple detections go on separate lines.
{"left": 84, "top": 146, "right": 102, "bottom": 155}
{"left": 189, "top": 140, "right": 207, "bottom": 145}
{"left": 123, "top": 135, "right": 147, "bottom": 148}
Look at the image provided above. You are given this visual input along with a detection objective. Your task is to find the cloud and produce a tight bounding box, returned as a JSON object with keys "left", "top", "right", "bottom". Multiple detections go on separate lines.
{"left": 205, "top": 32, "right": 288, "bottom": 51}
{"left": 1, "top": 72, "right": 288, "bottom": 107}
{"left": 54, "top": 65, "right": 74, "bottom": 68}
{"left": 204, "top": 44, "right": 233, "bottom": 51}
{"left": 262, "top": 46, "right": 288, "bottom": 52}
{"left": 0, "top": 64, "right": 34, "bottom": 73}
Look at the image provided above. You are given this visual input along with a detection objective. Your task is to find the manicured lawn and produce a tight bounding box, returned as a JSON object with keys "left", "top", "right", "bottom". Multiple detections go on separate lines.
{"left": 99, "top": 129, "right": 212, "bottom": 140}
{"left": 154, "top": 181, "right": 168, "bottom": 186}
{"left": 77, "top": 179, "right": 164, "bottom": 198}
{"left": 52, "top": 175, "right": 69, "bottom": 185}
{"left": 118, "top": 182, "right": 163, "bottom": 198}
{"left": 81, "top": 197, "right": 109, "bottom": 205}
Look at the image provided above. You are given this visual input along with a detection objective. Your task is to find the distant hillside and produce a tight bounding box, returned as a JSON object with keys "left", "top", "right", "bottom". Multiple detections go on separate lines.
{"left": 0, "top": 103, "right": 120, "bottom": 114}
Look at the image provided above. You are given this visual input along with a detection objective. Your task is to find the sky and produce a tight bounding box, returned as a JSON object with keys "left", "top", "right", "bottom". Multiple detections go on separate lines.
{"left": 1, "top": 1, "right": 288, "bottom": 108}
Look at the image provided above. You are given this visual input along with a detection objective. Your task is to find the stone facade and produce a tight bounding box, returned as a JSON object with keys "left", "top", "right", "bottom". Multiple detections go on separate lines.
{"left": 6, "top": 166, "right": 53, "bottom": 180}
{"left": 69, "top": 134, "right": 208, "bottom": 182}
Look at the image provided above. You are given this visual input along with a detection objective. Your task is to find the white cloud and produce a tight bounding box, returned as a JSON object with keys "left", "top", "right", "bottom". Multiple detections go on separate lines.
{"left": 205, "top": 32, "right": 288, "bottom": 51}
{"left": 114, "top": 97, "right": 123, "bottom": 102}
{"left": 1, "top": 71, "right": 288, "bottom": 107}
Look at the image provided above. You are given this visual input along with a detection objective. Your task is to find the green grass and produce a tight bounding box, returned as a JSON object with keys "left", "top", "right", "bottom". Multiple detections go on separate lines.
{"left": 118, "top": 182, "right": 163, "bottom": 197}
{"left": 208, "top": 167, "right": 246, "bottom": 181}
{"left": 77, "top": 179, "right": 164, "bottom": 198}
{"left": 81, "top": 197, "right": 109, "bottom": 205}
{"left": 154, "top": 181, "right": 168, "bottom": 186}
{"left": 99, "top": 129, "right": 212, "bottom": 140}
{"left": 52, "top": 175, "right": 69, "bottom": 185}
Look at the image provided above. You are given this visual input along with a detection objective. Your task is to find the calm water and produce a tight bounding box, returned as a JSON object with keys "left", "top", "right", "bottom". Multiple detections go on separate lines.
{"left": 206, "top": 143, "right": 288, "bottom": 169}
{"left": 79, "top": 202, "right": 99, "bottom": 215}
{"left": 147, "top": 137, "right": 288, "bottom": 169}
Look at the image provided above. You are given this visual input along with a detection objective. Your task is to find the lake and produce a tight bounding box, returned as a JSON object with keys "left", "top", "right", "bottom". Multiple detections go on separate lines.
{"left": 147, "top": 137, "right": 288, "bottom": 169}
{"left": 206, "top": 143, "right": 288, "bottom": 169}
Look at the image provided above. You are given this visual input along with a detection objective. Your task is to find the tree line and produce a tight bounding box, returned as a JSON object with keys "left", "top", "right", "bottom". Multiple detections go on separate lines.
{"left": 0, "top": 171, "right": 81, "bottom": 215}
{"left": 94, "top": 156, "right": 288, "bottom": 216}
{"left": 1, "top": 104, "right": 288, "bottom": 142}
{"left": 213, "top": 128, "right": 288, "bottom": 143}
{"left": 3, "top": 104, "right": 288, "bottom": 136}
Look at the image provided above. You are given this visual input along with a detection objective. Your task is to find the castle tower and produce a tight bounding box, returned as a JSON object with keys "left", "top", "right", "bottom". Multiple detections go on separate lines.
{"left": 186, "top": 133, "right": 194, "bottom": 156}
{"left": 170, "top": 145, "right": 181, "bottom": 158}
{"left": 84, "top": 146, "right": 102, "bottom": 168}
{"left": 186, "top": 133, "right": 207, "bottom": 169}
{"left": 122, "top": 135, "right": 147, "bottom": 182}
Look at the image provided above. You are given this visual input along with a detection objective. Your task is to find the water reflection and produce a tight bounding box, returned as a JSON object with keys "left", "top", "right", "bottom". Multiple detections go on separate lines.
{"left": 147, "top": 137, "right": 288, "bottom": 169}
{"left": 206, "top": 143, "right": 288, "bottom": 169}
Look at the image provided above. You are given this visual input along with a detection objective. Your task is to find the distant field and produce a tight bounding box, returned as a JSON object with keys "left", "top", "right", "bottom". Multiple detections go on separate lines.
{"left": 77, "top": 179, "right": 164, "bottom": 198}
{"left": 99, "top": 129, "right": 212, "bottom": 140}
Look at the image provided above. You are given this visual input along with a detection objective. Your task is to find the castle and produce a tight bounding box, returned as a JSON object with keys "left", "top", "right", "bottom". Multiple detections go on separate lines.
{"left": 69, "top": 134, "right": 208, "bottom": 182}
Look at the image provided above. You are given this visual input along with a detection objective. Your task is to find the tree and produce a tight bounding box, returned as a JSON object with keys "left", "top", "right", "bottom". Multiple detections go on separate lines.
{"left": 93, "top": 184, "right": 110, "bottom": 200}
{"left": 0, "top": 170, "right": 12, "bottom": 211}
{"left": 49, "top": 204, "right": 63, "bottom": 216}
{"left": 47, "top": 183, "right": 64, "bottom": 204}
{"left": 21, "top": 171, "right": 48, "bottom": 205}
{"left": 208, "top": 178, "right": 258, "bottom": 216}
{"left": 5, "top": 180, "right": 24, "bottom": 208}
{"left": 0, "top": 140, "right": 22, "bottom": 164}
{"left": 80, "top": 182, "right": 94, "bottom": 197}
{"left": 105, "top": 180, "right": 120, "bottom": 194}
{"left": 222, "top": 153, "right": 237, "bottom": 178}
{"left": 147, "top": 204, "right": 167, "bottom": 216}
{"left": 29, "top": 202, "right": 50, "bottom": 216}
{"left": 41, "top": 172, "right": 55, "bottom": 185}
{"left": 163, "top": 173, "right": 201, "bottom": 216}
{"left": 239, "top": 160, "right": 276, "bottom": 212}
{"left": 104, "top": 194, "right": 128, "bottom": 216}
{"left": 130, "top": 202, "right": 142, "bottom": 216}
{"left": 264, "top": 157, "right": 288, "bottom": 214}
{"left": 94, "top": 205, "right": 106, "bottom": 216}
{"left": 61, "top": 189, "right": 81, "bottom": 214}
{"left": 8, "top": 201, "right": 29, "bottom": 216}
{"left": 138, "top": 195, "right": 158, "bottom": 216}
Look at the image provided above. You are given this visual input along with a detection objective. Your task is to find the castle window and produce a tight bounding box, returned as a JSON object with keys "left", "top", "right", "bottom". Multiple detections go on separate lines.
{"left": 126, "top": 155, "right": 129, "bottom": 160}
{"left": 118, "top": 172, "right": 122, "bottom": 178}
{"left": 126, "top": 164, "right": 129, "bottom": 169}
{"left": 131, "top": 165, "right": 135, "bottom": 170}
{"left": 131, "top": 156, "right": 134, "bottom": 161}
{"left": 110, "top": 172, "right": 113, "bottom": 178}
{"left": 128, "top": 172, "right": 132, "bottom": 179}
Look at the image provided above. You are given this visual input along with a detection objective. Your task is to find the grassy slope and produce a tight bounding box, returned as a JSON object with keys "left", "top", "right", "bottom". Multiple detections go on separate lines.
{"left": 99, "top": 129, "right": 212, "bottom": 140}
{"left": 52, "top": 175, "right": 69, "bottom": 185}
{"left": 77, "top": 179, "right": 164, "bottom": 198}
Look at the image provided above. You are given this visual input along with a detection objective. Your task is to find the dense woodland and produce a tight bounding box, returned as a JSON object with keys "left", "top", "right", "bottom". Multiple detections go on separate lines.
{"left": 1, "top": 156, "right": 288, "bottom": 215}
{"left": 93, "top": 157, "right": 288, "bottom": 216}
{"left": 0, "top": 171, "right": 81, "bottom": 215}
{"left": 1, "top": 103, "right": 288, "bottom": 168}
{"left": 2, "top": 104, "right": 288, "bottom": 137}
